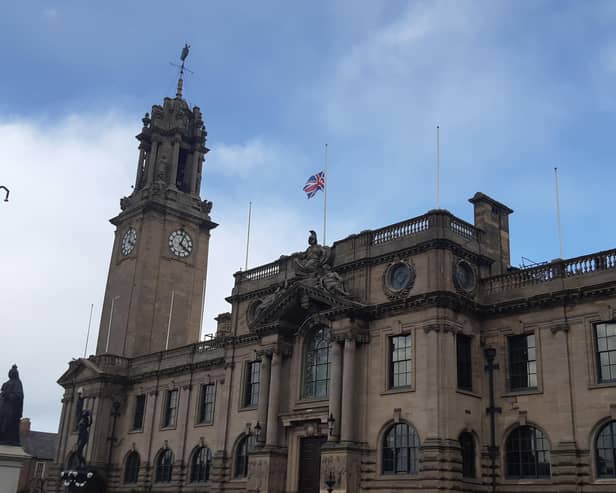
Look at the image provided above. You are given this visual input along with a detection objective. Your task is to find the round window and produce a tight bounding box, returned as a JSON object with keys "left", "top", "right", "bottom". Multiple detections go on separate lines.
{"left": 454, "top": 261, "right": 476, "bottom": 292}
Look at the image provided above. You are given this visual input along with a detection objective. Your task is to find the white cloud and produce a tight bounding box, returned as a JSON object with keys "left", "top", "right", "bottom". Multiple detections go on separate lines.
{"left": 207, "top": 138, "right": 283, "bottom": 176}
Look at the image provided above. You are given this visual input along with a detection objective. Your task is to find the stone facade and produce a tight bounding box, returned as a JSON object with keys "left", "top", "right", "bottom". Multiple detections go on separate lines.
{"left": 49, "top": 87, "right": 616, "bottom": 492}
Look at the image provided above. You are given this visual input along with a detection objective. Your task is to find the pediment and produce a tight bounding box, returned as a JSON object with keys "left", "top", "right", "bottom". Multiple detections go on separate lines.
{"left": 57, "top": 358, "right": 109, "bottom": 386}
{"left": 248, "top": 282, "right": 365, "bottom": 331}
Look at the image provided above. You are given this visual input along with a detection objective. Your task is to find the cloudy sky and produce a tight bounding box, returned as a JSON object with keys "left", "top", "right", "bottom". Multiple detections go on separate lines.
{"left": 2, "top": 1, "right": 616, "bottom": 432}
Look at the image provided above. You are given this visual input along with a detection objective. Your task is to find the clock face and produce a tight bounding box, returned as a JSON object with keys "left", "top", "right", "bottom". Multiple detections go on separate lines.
{"left": 168, "top": 229, "right": 193, "bottom": 257}
{"left": 120, "top": 227, "right": 137, "bottom": 256}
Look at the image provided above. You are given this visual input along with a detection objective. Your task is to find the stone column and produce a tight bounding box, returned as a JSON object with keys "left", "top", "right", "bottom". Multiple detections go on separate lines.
{"left": 328, "top": 340, "right": 342, "bottom": 441}
{"left": 257, "top": 353, "right": 272, "bottom": 446}
{"left": 146, "top": 141, "right": 159, "bottom": 184}
{"left": 266, "top": 351, "right": 282, "bottom": 447}
{"left": 190, "top": 150, "right": 201, "bottom": 193}
{"left": 134, "top": 147, "right": 145, "bottom": 189}
{"left": 340, "top": 337, "right": 356, "bottom": 442}
{"left": 170, "top": 140, "right": 180, "bottom": 187}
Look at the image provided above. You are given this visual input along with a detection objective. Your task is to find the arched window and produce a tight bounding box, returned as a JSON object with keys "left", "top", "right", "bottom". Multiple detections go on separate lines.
{"left": 596, "top": 420, "right": 616, "bottom": 478}
{"left": 190, "top": 446, "right": 212, "bottom": 482}
{"left": 155, "top": 449, "right": 174, "bottom": 483}
{"left": 505, "top": 426, "right": 551, "bottom": 479}
{"left": 124, "top": 451, "right": 140, "bottom": 484}
{"left": 303, "top": 327, "right": 331, "bottom": 399}
{"left": 459, "top": 432, "right": 476, "bottom": 478}
{"left": 383, "top": 422, "right": 420, "bottom": 475}
{"left": 234, "top": 434, "right": 256, "bottom": 478}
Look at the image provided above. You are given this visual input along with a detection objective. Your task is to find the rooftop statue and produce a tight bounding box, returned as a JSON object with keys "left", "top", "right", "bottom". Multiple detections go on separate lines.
{"left": 0, "top": 364, "right": 24, "bottom": 446}
{"left": 294, "top": 230, "right": 333, "bottom": 280}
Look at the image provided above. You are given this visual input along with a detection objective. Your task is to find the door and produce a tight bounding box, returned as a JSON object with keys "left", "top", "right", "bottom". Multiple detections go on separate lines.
{"left": 298, "top": 436, "right": 326, "bottom": 493}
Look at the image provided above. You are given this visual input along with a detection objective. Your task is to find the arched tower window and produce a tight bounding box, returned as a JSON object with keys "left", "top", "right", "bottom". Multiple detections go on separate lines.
{"left": 190, "top": 446, "right": 212, "bottom": 482}
{"left": 302, "top": 327, "right": 331, "bottom": 399}
{"left": 234, "top": 434, "right": 256, "bottom": 478}
{"left": 459, "top": 432, "right": 476, "bottom": 478}
{"left": 155, "top": 448, "right": 174, "bottom": 483}
{"left": 124, "top": 451, "right": 140, "bottom": 484}
{"left": 505, "top": 425, "right": 551, "bottom": 479}
{"left": 382, "top": 422, "right": 420, "bottom": 475}
{"left": 596, "top": 420, "right": 616, "bottom": 478}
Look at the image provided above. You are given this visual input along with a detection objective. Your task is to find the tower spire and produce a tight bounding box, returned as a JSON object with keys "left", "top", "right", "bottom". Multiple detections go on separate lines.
{"left": 175, "top": 43, "right": 191, "bottom": 99}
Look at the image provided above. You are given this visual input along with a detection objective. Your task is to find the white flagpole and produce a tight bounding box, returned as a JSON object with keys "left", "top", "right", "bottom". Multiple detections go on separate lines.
{"left": 105, "top": 296, "right": 119, "bottom": 353}
{"left": 436, "top": 125, "right": 440, "bottom": 209}
{"left": 83, "top": 303, "right": 94, "bottom": 358}
{"left": 165, "top": 290, "right": 175, "bottom": 351}
{"left": 323, "top": 143, "right": 328, "bottom": 245}
{"left": 554, "top": 167, "right": 564, "bottom": 259}
{"left": 245, "top": 201, "right": 252, "bottom": 271}
{"left": 199, "top": 279, "right": 206, "bottom": 340}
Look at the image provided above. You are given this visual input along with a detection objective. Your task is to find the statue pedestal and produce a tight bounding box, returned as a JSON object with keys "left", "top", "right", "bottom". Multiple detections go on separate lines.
{"left": 0, "top": 444, "right": 30, "bottom": 493}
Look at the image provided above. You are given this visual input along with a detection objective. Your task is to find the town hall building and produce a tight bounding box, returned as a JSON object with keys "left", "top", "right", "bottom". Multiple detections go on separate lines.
{"left": 50, "top": 75, "right": 616, "bottom": 492}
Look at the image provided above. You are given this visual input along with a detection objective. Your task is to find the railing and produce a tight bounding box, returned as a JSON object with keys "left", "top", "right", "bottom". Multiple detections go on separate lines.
{"left": 483, "top": 248, "right": 616, "bottom": 294}
{"left": 241, "top": 259, "right": 281, "bottom": 282}
{"left": 371, "top": 214, "right": 430, "bottom": 245}
{"left": 449, "top": 217, "right": 478, "bottom": 241}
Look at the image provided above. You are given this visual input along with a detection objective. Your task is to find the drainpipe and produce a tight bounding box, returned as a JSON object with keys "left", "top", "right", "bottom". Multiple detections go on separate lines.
{"left": 484, "top": 347, "right": 501, "bottom": 493}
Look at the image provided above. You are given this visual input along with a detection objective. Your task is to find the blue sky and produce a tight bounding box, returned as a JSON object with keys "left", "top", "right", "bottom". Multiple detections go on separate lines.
{"left": 1, "top": 1, "right": 616, "bottom": 431}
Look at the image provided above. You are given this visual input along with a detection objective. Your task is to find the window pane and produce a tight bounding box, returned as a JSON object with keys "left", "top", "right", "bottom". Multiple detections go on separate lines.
{"left": 505, "top": 426, "right": 550, "bottom": 479}
{"left": 303, "top": 328, "right": 331, "bottom": 399}
{"left": 382, "top": 423, "right": 420, "bottom": 475}
{"left": 389, "top": 335, "right": 412, "bottom": 389}
{"left": 509, "top": 334, "right": 537, "bottom": 391}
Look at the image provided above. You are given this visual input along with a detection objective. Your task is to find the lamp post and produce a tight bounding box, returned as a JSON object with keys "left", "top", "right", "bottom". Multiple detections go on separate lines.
{"left": 325, "top": 471, "right": 335, "bottom": 493}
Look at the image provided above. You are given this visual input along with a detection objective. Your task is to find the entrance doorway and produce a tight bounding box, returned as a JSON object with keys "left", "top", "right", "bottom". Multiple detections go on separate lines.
{"left": 298, "top": 436, "right": 326, "bottom": 493}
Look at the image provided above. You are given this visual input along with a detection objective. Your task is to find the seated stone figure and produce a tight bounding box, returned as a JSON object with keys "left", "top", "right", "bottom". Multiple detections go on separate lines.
{"left": 294, "top": 230, "right": 333, "bottom": 281}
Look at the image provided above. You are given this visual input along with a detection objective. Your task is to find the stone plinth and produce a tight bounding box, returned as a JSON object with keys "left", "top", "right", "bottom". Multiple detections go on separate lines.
{"left": 0, "top": 445, "right": 30, "bottom": 493}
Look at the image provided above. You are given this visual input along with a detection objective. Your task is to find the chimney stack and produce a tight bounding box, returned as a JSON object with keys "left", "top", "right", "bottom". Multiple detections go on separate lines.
{"left": 20, "top": 417, "right": 31, "bottom": 434}
{"left": 469, "top": 192, "right": 513, "bottom": 275}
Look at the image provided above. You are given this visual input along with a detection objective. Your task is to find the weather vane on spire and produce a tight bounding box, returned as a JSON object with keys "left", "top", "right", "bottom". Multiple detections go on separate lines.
{"left": 170, "top": 43, "right": 194, "bottom": 99}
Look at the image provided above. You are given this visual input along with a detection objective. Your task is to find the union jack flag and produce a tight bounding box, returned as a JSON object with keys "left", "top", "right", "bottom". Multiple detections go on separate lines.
{"left": 303, "top": 171, "right": 326, "bottom": 199}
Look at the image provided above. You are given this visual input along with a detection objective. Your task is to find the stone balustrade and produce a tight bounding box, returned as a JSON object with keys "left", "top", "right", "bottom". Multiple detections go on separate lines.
{"left": 482, "top": 248, "right": 616, "bottom": 294}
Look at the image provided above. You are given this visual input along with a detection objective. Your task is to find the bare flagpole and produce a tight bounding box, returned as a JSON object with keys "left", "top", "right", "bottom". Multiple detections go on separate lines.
{"left": 436, "top": 125, "right": 441, "bottom": 209}
{"left": 165, "top": 290, "right": 175, "bottom": 351}
{"left": 245, "top": 201, "right": 252, "bottom": 271}
{"left": 105, "top": 296, "right": 119, "bottom": 353}
{"left": 554, "top": 167, "right": 564, "bottom": 259}
{"left": 83, "top": 303, "right": 94, "bottom": 358}
{"left": 323, "top": 143, "right": 328, "bottom": 245}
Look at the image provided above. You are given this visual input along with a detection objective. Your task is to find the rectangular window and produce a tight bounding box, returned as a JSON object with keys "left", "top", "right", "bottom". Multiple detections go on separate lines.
{"left": 34, "top": 461, "right": 46, "bottom": 478}
{"left": 244, "top": 361, "right": 260, "bottom": 407}
{"left": 508, "top": 334, "right": 537, "bottom": 391}
{"left": 595, "top": 322, "right": 616, "bottom": 383}
{"left": 389, "top": 334, "right": 412, "bottom": 389}
{"left": 163, "top": 389, "right": 178, "bottom": 428}
{"left": 457, "top": 334, "right": 473, "bottom": 391}
{"left": 199, "top": 384, "right": 216, "bottom": 423}
{"left": 132, "top": 394, "right": 146, "bottom": 430}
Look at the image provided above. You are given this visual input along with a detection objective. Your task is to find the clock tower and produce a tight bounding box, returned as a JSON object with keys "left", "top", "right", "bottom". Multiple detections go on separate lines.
{"left": 95, "top": 74, "right": 217, "bottom": 357}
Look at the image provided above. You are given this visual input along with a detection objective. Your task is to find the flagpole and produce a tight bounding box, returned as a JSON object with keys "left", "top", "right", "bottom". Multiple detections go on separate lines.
{"left": 323, "top": 143, "right": 328, "bottom": 245}
{"left": 83, "top": 303, "right": 94, "bottom": 358}
{"left": 554, "top": 167, "right": 564, "bottom": 259}
{"left": 165, "top": 290, "right": 175, "bottom": 351}
{"left": 245, "top": 201, "right": 252, "bottom": 271}
{"left": 436, "top": 125, "right": 440, "bottom": 209}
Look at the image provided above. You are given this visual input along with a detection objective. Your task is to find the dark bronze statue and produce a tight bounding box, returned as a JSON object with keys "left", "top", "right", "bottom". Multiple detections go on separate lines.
{"left": 0, "top": 364, "right": 24, "bottom": 446}
{"left": 76, "top": 409, "right": 92, "bottom": 468}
